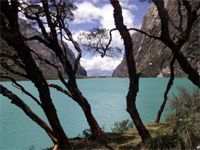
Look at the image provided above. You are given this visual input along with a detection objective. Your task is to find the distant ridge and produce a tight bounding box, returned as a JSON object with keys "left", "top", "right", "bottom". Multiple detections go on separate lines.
{"left": 0, "top": 19, "right": 87, "bottom": 80}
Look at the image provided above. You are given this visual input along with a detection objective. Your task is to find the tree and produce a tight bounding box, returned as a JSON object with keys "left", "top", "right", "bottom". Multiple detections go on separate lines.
{"left": 1, "top": 0, "right": 105, "bottom": 149}
{"left": 1, "top": 1, "right": 70, "bottom": 149}
{"left": 76, "top": 0, "right": 199, "bottom": 143}
{"left": 78, "top": 0, "right": 151, "bottom": 143}
{"left": 151, "top": 0, "right": 200, "bottom": 123}
{"left": 78, "top": 27, "right": 122, "bottom": 57}
{"left": 109, "top": 0, "right": 151, "bottom": 143}
{"left": 131, "top": 0, "right": 199, "bottom": 123}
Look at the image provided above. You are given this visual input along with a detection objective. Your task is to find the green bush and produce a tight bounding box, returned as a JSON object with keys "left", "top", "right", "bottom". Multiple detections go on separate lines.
{"left": 169, "top": 87, "right": 200, "bottom": 118}
{"left": 144, "top": 87, "right": 200, "bottom": 149}
{"left": 111, "top": 119, "right": 133, "bottom": 133}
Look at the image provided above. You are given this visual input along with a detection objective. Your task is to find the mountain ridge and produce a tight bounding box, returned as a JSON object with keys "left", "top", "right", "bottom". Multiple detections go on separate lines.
{"left": 112, "top": 0, "right": 199, "bottom": 77}
{"left": 0, "top": 19, "right": 87, "bottom": 80}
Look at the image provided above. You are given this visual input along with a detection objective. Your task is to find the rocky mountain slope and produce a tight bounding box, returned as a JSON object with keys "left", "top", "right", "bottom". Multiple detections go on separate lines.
{"left": 112, "top": 0, "right": 199, "bottom": 77}
{"left": 0, "top": 19, "right": 87, "bottom": 80}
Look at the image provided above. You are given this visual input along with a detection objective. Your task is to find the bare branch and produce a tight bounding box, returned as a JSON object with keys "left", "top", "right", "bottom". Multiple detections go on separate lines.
{"left": 0, "top": 75, "right": 42, "bottom": 106}
{"left": 63, "top": 36, "right": 70, "bottom": 41}
{"left": 177, "top": 0, "right": 184, "bottom": 32}
{"left": 24, "top": 35, "right": 51, "bottom": 49}
{"left": 29, "top": 48, "right": 72, "bottom": 97}
{"left": 152, "top": 0, "right": 171, "bottom": 42}
{"left": 42, "top": 0, "right": 58, "bottom": 41}
{"left": 0, "top": 52, "right": 26, "bottom": 70}
{"left": 58, "top": 23, "right": 68, "bottom": 58}
{"left": 168, "top": 0, "right": 183, "bottom": 33}
{"left": 36, "top": 15, "right": 50, "bottom": 41}
{"left": 19, "top": 1, "right": 50, "bottom": 40}
{"left": 47, "top": 82, "right": 72, "bottom": 98}
{"left": 61, "top": 23, "right": 82, "bottom": 73}
{"left": 78, "top": 28, "right": 122, "bottom": 58}
{"left": 155, "top": 56, "right": 175, "bottom": 123}
{"left": 30, "top": 47, "right": 59, "bottom": 69}
{"left": 105, "top": 28, "right": 118, "bottom": 50}
{"left": 177, "top": 0, "right": 200, "bottom": 47}
{"left": 0, "top": 84, "right": 58, "bottom": 144}
{"left": 0, "top": 59, "right": 28, "bottom": 79}
{"left": 152, "top": 0, "right": 200, "bottom": 87}
{"left": 128, "top": 28, "right": 161, "bottom": 40}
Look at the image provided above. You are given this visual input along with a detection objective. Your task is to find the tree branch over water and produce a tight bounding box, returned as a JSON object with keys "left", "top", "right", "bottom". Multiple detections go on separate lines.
{"left": 0, "top": 84, "right": 57, "bottom": 144}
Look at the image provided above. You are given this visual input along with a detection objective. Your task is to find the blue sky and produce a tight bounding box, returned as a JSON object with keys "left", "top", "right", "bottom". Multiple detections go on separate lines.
{"left": 29, "top": 0, "right": 152, "bottom": 73}
{"left": 64, "top": 0, "right": 152, "bottom": 72}
{"left": 69, "top": 0, "right": 152, "bottom": 31}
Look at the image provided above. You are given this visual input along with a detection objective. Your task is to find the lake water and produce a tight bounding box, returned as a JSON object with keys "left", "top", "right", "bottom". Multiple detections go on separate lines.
{"left": 0, "top": 78, "right": 196, "bottom": 149}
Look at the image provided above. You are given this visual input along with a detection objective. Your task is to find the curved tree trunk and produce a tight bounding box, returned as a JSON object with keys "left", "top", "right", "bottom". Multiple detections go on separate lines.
{"left": 126, "top": 75, "right": 151, "bottom": 142}
{"left": 67, "top": 79, "right": 106, "bottom": 141}
{"left": 79, "top": 96, "right": 105, "bottom": 140}
{"left": 49, "top": 43, "right": 105, "bottom": 141}
{"left": 155, "top": 56, "right": 175, "bottom": 123}
{"left": 169, "top": 45, "right": 200, "bottom": 88}
{"left": 39, "top": 0, "right": 106, "bottom": 140}
{"left": 110, "top": 0, "right": 151, "bottom": 143}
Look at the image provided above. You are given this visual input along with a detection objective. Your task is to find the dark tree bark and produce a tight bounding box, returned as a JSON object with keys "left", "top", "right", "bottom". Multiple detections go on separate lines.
{"left": 1, "top": 1, "right": 70, "bottom": 149}
{"left": 1, "top": 0, "right": 105, "bottom": 143}
{"left": 155, "top": 56, "right": 175, "bottom": 123}
{"left": 32, "top": 0, "right": 105, "bottom": 141}
{"left": 0, "top": 84, "right": 57, "bottom": 144}
{"left": 152, "top": 0, "right": 199, "bottom": 123}
{"left": 110, "top": 0, "right": 151, "bottom": 143}
{"left": 128, "top": 0, "right": 199, "bottom": 123}
{"left": 152, "top": 0, "right": 200, "bottom": 88}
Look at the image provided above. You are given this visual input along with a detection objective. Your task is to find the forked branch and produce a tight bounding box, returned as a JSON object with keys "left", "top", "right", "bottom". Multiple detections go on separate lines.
{"left": 30, "top": 48, "right": 72, "bottom": 97}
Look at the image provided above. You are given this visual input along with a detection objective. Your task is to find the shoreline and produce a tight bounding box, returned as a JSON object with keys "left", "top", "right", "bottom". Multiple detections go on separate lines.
{"left": 0, "top": 76, "right": 188, "bottom": 82}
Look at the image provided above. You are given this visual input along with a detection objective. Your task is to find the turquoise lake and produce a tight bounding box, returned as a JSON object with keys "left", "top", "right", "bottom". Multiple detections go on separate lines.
{"left": 0, "top": 78, "right": 196, "bottom": 149}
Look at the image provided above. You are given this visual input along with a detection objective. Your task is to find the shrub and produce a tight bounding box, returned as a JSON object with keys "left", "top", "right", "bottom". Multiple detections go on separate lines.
{"left": 144, "top": 87, "right": 200, "bottom": 149}
{"left": 111, "top": 119, "right": 133, "bottom": 133}
{"left": 169, "top": 87, "right": 200, "bottom": 118}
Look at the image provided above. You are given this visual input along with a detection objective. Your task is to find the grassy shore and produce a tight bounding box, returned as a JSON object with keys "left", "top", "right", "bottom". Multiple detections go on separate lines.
{"left": 44, "top": 122, "right": 169, "bottom": 150}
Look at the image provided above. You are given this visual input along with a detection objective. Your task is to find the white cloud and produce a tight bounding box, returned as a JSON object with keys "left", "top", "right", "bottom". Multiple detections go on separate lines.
{"left": 72, "top": 2, "right": 135, "bottom": 29}
{"left": 70, "top": 29, "right": 123, "bottom": 49}
{"left": 65, "top": 1, "right": 137, "bottom": 72}
{"left": 72, "top": 2, "right": 102, "bottom": 24}
{"left": 80, "top": 56, "right": 122, "bottom": 71}
{"left": 99, "top": 4, "right": 115, "bottom": 29}
{"left": 120, "top": 0, "right": 138, "bottom": 11}
{"left": 71, "top": 2, "right": 136, "bottom": 48}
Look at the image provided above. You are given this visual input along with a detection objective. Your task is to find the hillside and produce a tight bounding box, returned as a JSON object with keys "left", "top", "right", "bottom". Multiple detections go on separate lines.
{"left": 0, "top": 19, "right": 87, "bottom": 80}
{"left": 112, "top": 0, "right": 200, "bottom": 77}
